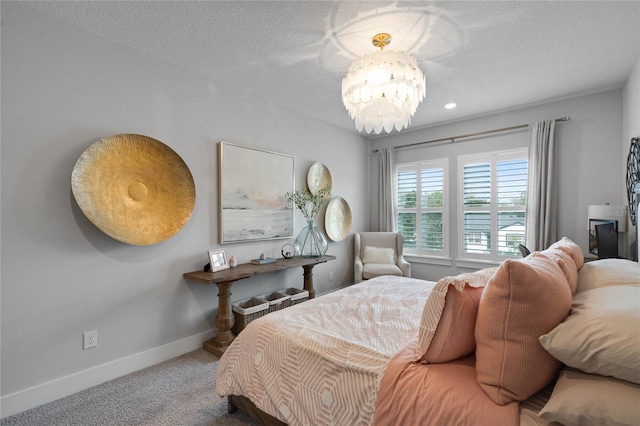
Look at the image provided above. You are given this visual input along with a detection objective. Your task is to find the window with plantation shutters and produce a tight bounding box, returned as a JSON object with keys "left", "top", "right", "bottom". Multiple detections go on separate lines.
{"left": 396, "top": 159, "right": 448, "bottom": 257}
{"left": 459, "top": 149, "right": 528, "bottom": 261}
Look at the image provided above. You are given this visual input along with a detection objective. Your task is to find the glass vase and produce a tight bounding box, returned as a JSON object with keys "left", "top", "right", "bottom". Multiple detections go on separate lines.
{"left": 294, "top": 219, "right": 328, "bottom": 258}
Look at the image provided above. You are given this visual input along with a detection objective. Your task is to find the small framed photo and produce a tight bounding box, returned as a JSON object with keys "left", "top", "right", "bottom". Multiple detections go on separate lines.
{"left": 208, "top": 249, "right": 229, "bottom": 272}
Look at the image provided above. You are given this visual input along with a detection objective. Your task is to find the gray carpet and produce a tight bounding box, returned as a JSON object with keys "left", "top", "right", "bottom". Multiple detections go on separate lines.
{"left": 1, "top": 349, "right": 259, "bottom": 426}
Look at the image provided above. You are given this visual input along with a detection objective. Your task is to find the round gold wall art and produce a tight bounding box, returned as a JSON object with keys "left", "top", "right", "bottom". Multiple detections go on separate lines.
{"left": 71, "top": 134, "right": 196, "bottom": 245}
{"left": 325, "top": 196, "right": 352, "bottom": 241}
{"left": 307, "top": 162, "right": 332, "bottom": 195}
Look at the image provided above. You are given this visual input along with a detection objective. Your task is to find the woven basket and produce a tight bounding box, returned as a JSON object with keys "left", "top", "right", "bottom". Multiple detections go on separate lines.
{"left": 284, "top": 288, "right": 309, "bottom": 306}
{"left": 232, "top": 297, "right": 269, "bottom": 335}
{"left": 258, "top": 291, "right": 291, "bottom": 313}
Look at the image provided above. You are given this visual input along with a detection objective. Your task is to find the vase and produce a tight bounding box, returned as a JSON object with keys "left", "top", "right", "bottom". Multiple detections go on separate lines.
{"left": 294, "top": 219, "right": 328, "bottom": 257}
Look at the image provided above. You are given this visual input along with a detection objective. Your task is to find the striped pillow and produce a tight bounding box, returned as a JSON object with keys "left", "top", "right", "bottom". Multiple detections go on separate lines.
{"left": 415, "top": 268, "right": 497, "bottom": 363}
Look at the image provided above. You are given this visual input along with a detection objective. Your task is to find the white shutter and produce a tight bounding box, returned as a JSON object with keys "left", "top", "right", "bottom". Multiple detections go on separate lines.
{"left": 396, "top": 169, "right": 417, "bottom": 249}
{"left": 421, "top": 168, "right": 444, "bottom": 250}
{"left": 497, "top": 159, "right": 528, "bottom": 255}
{"left": 463, "top": 162, "right": 491, "bottom": 254}
{"left": 460, "top": 150, "right": 528, "bottom": 260}
{"left": 396, "top": 159, "right": 448, "bottom": 256}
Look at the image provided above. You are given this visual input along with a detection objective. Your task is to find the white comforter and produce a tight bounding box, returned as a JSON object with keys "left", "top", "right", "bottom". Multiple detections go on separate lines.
{"left": 216, "top": 276, "right": 434, "bottom": 426}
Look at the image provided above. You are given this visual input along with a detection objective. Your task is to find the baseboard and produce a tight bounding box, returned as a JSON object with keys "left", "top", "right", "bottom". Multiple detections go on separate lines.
{"left": 0, "top": 329, "right": 216, "bottom": 419}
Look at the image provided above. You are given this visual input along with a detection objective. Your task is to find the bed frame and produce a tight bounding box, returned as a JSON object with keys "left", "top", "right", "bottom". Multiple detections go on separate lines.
{"left": 228, "top": 395, "right": 286, "bottom": 426}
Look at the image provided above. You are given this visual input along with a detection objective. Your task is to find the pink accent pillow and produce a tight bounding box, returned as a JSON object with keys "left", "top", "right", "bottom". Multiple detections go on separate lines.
{"left": 548, "top": 237, "right": 584, "bottom": 270}
{"left": 475, "top": 253, "right": 572, "bottom": 405}
{"left": 416, "top": 268, "right": 497, "bottom": 363}
{"left": 542, "top": 247, "right": 578, "bottom": 294}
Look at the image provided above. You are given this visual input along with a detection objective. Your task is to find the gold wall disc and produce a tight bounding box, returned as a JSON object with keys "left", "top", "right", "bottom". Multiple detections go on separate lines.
{"left": 71, "top": 134, "right": 196, "bottom": 245}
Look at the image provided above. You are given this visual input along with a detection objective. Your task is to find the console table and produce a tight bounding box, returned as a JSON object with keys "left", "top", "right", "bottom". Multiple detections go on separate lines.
{"left": 183, "top": 255, "right": 335, "bottom": 357}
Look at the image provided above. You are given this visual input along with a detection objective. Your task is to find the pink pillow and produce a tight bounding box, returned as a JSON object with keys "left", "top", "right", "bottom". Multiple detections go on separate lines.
{"left": 548, "top": 237, "right": 584, "bottom": 270}
{"left": 542, "top": 247, "right": 578, "bottom": 294}
{"left": 475, "top": 253, "right": 572, "bottom": 405}
{"left": 416, "top": 268, "right": 497, "bottom": 363}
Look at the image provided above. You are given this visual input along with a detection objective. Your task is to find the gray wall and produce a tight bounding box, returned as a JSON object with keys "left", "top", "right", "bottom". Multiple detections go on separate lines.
{"left": 2, "top": 1, "right": 637, "bottom": 418}
{"left": 1, "top": 3, "right": 367, "bottom": 415}
{"left": 370, "top": 90, "right": 626, "bottom": 282}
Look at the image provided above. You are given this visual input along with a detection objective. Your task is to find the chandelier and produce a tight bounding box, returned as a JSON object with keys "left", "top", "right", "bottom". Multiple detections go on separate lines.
{"left": 341, "top": 33, "right": 426, "bottom": 135}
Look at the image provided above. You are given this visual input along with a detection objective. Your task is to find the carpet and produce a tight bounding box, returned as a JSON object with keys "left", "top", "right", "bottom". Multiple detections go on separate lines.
{"left": 1, "top": 349, "right": 259, "bottom": 426}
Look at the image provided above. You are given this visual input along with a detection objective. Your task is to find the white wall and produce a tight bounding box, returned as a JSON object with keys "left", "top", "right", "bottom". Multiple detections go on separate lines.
{"left": 622, "top": 56, "right": 640, "bottom": 259}
{"left": 371, "top": 90, "right": 625, "bottom": 281}
{"left": 0, "top": 3, "right": 368, "bottom": 416}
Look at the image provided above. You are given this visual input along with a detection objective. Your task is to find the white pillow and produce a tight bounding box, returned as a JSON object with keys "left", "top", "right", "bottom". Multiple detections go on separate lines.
{"left": 539, "top": 284, "right": 640, "bottom": 384}
{"left": 362, "top": 246, "right": 395, "bottom": 265}
{"left": 576, "top": 258, "right": 640, "bottom": 293}
{"left": 540, "top": 368, "right": 640, "bottom": 426}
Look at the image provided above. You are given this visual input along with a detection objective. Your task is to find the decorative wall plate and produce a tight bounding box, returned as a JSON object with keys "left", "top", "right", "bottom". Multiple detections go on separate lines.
{"left": 307, "top": 162, "right": 332, "bottom": 195}
{"left": 71, "top": 134, "right": 195, "bottom": 245}
{"left": 325, "top": 196, "right": 352, "bottom": 241}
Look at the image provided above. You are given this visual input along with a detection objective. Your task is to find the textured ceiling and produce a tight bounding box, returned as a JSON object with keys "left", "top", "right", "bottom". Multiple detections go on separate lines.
{"left": 21, "top": 1, "right": 640, "bottom": 136}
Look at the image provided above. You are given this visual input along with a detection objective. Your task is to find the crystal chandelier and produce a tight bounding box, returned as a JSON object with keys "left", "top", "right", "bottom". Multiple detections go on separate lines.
{"left": 341, "top": 33, "right": 426, "bottom": 134}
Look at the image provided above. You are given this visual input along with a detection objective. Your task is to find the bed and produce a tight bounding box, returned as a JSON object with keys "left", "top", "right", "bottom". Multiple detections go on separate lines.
{"left": 216, "top": 238, "right": 640, "bottom": 426}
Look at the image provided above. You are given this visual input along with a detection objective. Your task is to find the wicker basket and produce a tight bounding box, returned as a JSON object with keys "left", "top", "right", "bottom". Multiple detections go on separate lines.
{"left": 283, "top": 288, "right": 309, "bottom": 306}
{"left": 232, "top": 297, "right": 269, "bottom": 335}
{"left": 258, "top": 291, "right": 291, "bottom": 313}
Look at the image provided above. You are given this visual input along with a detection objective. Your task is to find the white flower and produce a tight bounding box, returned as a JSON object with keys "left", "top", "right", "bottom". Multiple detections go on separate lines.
{"left": 284, "top": 185, "right": 331, "bottom": 220}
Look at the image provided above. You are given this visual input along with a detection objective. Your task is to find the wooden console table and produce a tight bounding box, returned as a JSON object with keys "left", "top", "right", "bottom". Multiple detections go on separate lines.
{"left": 183, "top": 255, "right": 335, "bottom": 357}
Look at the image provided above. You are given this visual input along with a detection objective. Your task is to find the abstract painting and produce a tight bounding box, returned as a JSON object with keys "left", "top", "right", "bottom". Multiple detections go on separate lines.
{"left": 219, "top": 142, "right": 294, "bottom": 243}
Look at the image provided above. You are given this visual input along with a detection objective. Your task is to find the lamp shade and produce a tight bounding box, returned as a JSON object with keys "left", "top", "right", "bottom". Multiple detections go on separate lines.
{"left": 587, "top": 205, "right": 627, "bottom": 232}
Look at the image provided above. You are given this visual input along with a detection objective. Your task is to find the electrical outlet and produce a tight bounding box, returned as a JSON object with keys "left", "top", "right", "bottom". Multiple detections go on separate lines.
{"left": 329, "top": 271, "right": 334, "bottom": 281}
{"left": 83, "top": 330, "right": 98, "bottom": 350}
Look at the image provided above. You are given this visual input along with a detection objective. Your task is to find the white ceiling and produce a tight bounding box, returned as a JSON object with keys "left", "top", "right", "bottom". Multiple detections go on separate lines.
{"left": 21, "top": 1, "right": 640, "bottom": 136}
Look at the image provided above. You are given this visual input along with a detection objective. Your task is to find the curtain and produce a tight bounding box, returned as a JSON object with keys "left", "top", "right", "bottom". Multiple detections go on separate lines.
{"left": 378, "top": 147, "right": 397, "bottom": 232}
{"left": 525, "top": 120, "right": 557, "bottom": 250}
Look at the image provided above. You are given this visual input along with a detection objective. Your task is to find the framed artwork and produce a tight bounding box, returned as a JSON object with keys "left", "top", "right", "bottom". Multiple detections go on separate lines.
{"left": 588, "top": 219, "right": 617, "bottom": 255}
{"left": 218, "top": 142, "right": 294, "bottom": 243}
{"left": 208, "top": 248, "right": 229, "bottom": 272}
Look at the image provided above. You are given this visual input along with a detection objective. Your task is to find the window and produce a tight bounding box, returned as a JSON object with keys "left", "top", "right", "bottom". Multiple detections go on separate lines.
{"left": 467, "top": 232, "right": 482, "bottom": 244}
{"left": 396, "top": 159, "right": 448, "bottom": 257}
{"left": 459, "top": 150, "right": 528, "bottom": 261}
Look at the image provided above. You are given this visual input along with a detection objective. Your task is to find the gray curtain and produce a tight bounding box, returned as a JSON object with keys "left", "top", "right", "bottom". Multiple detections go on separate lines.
{"left": 525, "top": 120, "right": 557, "bottom": 250}
{"left": 378, "top": 147, "right": 397, "bottom": 232}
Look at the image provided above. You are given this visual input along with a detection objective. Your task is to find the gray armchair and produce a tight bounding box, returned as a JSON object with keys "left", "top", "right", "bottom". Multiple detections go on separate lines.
{"left": 354, "top": 232, "right": 411, "bottom": 283}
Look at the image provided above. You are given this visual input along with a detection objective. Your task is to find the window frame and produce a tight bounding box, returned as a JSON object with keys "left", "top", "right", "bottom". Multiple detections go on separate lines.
{"left": 395, "top": 158, "right": 449, "bottom": 259}
{"left": 457, "top": 148, "right": 528, "bottom": 263}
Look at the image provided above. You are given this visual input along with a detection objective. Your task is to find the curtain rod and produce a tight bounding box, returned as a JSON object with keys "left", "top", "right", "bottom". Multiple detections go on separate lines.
{"left": 371, "top": 116, "right": 570, "bottom": 153}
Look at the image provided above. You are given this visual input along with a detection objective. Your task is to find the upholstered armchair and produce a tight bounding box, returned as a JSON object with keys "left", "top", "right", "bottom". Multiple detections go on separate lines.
{"left": 354, "top": 232, "right": 411, "bottom": 283}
